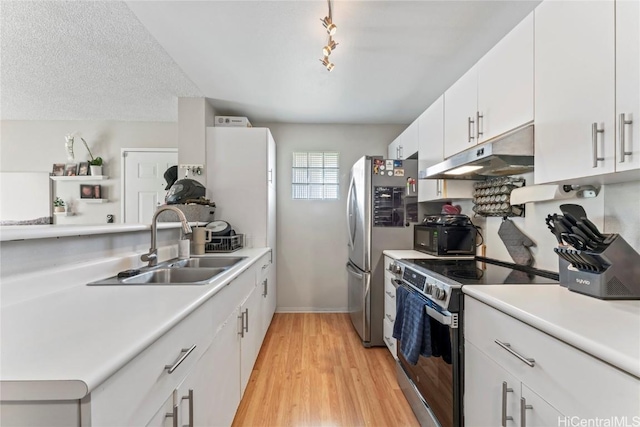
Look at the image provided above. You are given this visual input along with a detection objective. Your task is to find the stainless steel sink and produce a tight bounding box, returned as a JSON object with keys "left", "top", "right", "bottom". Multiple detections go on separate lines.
{"left": 87, "top": 267, "right": 227, "bottom": 286}
{"left": 167, "top": 257, "right": 247, "bottom": 269}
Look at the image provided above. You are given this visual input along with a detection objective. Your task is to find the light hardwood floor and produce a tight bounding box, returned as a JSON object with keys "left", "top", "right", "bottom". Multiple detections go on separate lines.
{"left": 232, "top": 313, "right": 420, "bottom": 427}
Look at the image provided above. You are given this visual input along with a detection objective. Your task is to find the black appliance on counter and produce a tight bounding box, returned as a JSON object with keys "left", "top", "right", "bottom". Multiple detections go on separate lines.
{"left": 388, "top": 257, "right": 559, "bottom": 427}
{"left": 414, "top": 214, "right": 476, "bottom": 257}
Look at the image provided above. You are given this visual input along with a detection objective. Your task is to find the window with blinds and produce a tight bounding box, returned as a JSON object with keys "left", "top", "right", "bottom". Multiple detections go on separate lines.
{"left": 292, "top": 152, "right": 339, "bottom": 200}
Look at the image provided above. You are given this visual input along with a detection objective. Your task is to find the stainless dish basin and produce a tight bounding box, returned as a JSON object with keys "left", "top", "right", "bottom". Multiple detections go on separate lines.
{"left": 168, "top": 256, "right": 247, "bottom": 269}
{"left": 88, "top": 267, "right": 226, "bottom": 286}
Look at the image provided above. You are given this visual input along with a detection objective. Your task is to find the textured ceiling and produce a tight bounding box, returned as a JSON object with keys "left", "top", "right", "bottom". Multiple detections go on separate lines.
{"left": 0, "top": 1, "right": 202, "bottom": 121}
{"left": 1, "top": 1, "right": 540, "bottom": 124}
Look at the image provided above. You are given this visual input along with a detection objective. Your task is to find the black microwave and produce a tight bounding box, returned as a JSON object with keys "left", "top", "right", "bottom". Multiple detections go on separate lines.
{"left": 413, "top": 224, "right": 476, "bottom": 256}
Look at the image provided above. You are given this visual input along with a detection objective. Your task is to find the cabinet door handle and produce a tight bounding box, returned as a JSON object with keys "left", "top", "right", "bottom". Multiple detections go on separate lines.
{"left": 182, "top": 389, "right": 194, "bottom": 427}
{"left": 495, "top": 340, "right": 535, "bottom": 367}
{"left": 468, "top": 117, "right": 475, "bottom": 143}
{"left": 520, "top": 397, "right": 533, "bottom": 427}
{"left": 263, "top": 279, "right": 268, "bottom": 297}
{"left": 166, "top": 403, "right": 178, "bottom": 427}
{"left": 437, "top": 179, "right": 442, "bottom": 196}
{"left": 384, "top": 336, "right": 394, "bottom": 348}
{"left": 399, "top": 145, "right": 403, "bottom": 159}
{"left": 238, "top": 311, "right": 245, "bottom": 338}
{"left": 619, "top": 113, "right": 633, "bottom": 163}
{"left": 164, "top": 344, "right": 197, "bottom": 374}
{"left": 476, "top": 111, "right": 484, "bottom": 140}
{"left": 592, "top": 122, "right": 605, "bottom": 167}
{"left": 385, "top": 313, "right": 394, "bottom": 322}
{"left": 268, "top": 169, "right": 273, "bottom": 183}
{"left": 244, "top": 308, "right": 249, "bottom": 333}
{"left": 501, "top": 381, "right": 514, "bottom": 427}
{"left": 385, "top": 290, "right": 395, "bottom": 299}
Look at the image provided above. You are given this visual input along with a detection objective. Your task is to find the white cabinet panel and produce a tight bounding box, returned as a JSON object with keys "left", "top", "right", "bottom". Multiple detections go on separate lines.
{"left": 521, "top": 384, "right": 565, "bottom": 427}
{"left": 616, "top": 0, "right": 640, "bottom": 172}
{"left": 478, "top": 12, "right": 534, "bottom": 143}
{"left": 239, "top": 283, "right": 263, "bottom": 394}
{"left": 464, "top": 342, "right": 521, "bottom": 427}
{"left": 534, "top": 0, "right": 616, "bottom": 183}
{"left": 444, "top": 66, "right": 478, "bottom": 159}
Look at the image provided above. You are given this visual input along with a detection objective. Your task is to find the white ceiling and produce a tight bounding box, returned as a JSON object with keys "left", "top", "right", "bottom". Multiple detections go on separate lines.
{"left": 1, "top": 1, "right": 540, "bottom": 124}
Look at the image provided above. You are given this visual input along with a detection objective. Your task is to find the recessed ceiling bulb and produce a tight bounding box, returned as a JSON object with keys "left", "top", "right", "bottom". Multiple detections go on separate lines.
{"left": 321, "top": 16, "right": 337, "bottom": 35}
{"left": 319, "top": 56, "right": 335, "bottom": 72}
{"left": 322, "top": 38, "right": 338, "bottom": 56}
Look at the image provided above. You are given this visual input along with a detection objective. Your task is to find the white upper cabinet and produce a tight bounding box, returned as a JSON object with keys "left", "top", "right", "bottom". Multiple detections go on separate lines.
{"left": 534, "top": 0, "right": 616, "bottom": 183}
{"left": 477, "top": 12, "right": 534, "bottom": 143}
{"left": 388, "top": 121, "right": 419, "bottom": 159}
{"left": 444, "top": 65, "right": 479, "bottom": 159}
{"left": 615, "top": 0, "right": 640, "bottom": 173}
{"left": 444, "top": 11, "right": 534, "bottom": 159}
{"left": 418, "top": 95, "right": 474, "bottom": 201}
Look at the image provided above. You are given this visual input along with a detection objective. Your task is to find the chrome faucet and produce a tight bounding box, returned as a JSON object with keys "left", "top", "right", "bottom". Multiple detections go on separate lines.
{"left": 141, "top": 206, "right": 193, "bottom": 267}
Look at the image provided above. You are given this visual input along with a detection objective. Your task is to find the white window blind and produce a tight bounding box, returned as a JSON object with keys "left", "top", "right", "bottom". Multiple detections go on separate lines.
{"left": 292, "top": 152, "right": 339, "bottom": 200}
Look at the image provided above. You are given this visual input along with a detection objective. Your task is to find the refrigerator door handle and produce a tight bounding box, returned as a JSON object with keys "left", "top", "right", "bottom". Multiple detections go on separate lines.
{"left": 346, "top": 262, "right": 364, "bottom": 279}
{"left": 346, "top": 174, "right": 356, "bottom": 249}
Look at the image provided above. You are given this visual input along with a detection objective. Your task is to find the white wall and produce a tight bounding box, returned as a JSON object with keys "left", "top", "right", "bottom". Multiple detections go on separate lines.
{"left": 0, "top": 120, "right": 177, "bottom": 224}
{"left": 257, "top": 123, "right": 405, "bottom": 312}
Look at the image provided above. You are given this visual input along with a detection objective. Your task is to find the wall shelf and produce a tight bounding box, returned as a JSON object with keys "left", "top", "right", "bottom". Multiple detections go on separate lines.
{"left": 50, "top": 175, "right": 109, "bottom": 181}
{"left": 82, "top": 199, "right": 108, "bottom": 204}
{"left": 53, "top": 211, "right": 74, "bottom": 216}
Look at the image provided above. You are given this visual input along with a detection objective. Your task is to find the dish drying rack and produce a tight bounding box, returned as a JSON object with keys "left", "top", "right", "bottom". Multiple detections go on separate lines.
{"left": 205, "top": 234, "right": 244, "bottom": 253}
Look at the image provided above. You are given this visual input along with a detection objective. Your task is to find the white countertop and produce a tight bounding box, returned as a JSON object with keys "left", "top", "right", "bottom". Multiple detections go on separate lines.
{"left": 0, "top": 247, "right": 269, "bottom": 400}
{"left": 0, "top": 222, "right": 208, "bottom": 242}
{"left": 383, "top": 249, "right": 475, "bottom": 260}
{"left": 463, "top": 285, "right": 640, "bottom": 379}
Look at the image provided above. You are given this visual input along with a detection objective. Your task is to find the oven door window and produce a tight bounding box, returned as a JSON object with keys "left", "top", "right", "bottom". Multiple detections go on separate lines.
{"left": 398, "top": 316, "right": 460, "bottom": 427}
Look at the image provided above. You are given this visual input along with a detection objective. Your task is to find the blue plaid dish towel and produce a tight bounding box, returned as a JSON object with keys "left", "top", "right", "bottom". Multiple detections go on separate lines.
{"left": 392, "top": 286, "right": 432, "bottom": 365}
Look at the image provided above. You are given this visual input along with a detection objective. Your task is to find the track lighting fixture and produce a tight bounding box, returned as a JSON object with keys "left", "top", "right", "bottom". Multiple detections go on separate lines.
{"left": 322, "top": 37, "right": 338, "bottom": 56}
{"left": 319, "top": 0, "right": 338, "bottom": 71}
{"left": 321, "top": 16, "right": 337, "bottom": 36}
{"left": 320, "top": 56, "right": 335, "bottom": 72}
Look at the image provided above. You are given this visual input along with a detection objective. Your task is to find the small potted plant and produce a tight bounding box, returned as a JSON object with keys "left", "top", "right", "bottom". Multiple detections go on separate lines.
{"left": 53, "top": 197, "right": 66, "bottom": 213}
{"left": 81, "top": 137, "right": 104, "bottom": 176}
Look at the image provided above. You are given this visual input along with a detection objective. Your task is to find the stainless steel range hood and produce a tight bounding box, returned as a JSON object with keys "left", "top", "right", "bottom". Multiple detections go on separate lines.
{"left": 422, "top": 124, "right": 534, "bottom": 180}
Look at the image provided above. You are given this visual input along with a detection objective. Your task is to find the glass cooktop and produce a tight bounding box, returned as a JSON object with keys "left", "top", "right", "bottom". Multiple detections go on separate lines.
{"left": 403, "top": 257, "right": 559, "bottom": 286}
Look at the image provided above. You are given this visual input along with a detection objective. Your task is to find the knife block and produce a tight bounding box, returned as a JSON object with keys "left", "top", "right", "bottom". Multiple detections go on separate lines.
{"left": 558, "top": 235, "right": 640, "bottom": 299}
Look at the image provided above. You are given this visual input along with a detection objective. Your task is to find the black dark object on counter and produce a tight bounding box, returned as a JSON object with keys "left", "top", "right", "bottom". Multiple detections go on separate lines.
{"left": 117, "top": 269, "right": 142, "bottom": 278}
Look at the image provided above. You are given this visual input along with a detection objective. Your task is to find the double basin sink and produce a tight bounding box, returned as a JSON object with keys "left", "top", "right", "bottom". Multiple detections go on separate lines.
{"left": 87, "top": 256, "right": 247, "bottom": 286}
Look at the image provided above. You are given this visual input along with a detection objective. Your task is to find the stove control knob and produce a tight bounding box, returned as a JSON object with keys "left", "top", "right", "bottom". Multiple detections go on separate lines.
{"left": 425, "top": 283, "right": 433, "bottom": 294}
{"left": 389, "top": 263, "right": 402, "bottom": 275}
{"left": 433, "top": 287, "right": 446, "bottom": 301}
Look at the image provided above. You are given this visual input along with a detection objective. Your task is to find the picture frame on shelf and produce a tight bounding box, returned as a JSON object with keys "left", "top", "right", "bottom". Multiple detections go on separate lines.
{"left": 78, "top": 162, "right": 89, "bottom": 176}
{"left": 52, "top": 163, "right": 65, "bottom": 176}
{"left": 64, "top": 163, "right": 78, "bottom": 176}
{"left": 80, "top": 184, "right": 94, "bottom": 199}
{"left": 92, "top": 184, "right": 102, "bottom": 199}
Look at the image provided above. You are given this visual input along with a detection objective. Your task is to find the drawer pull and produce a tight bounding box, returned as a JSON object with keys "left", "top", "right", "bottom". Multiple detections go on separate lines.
{"left": 520, "top": 397, "right": 533, "bottom": 427}
{"left": 384, "top": 336, "right": 394, "bottom": 348}
{"left": 182, "top": 389, "right": 194, "bottom": 427}
{"left": 385, "top": 313, "right": 395, "bottom": 322}
{"left": 165, "top": 344, "right": 197, "bottom": 374}
{"left": 385, "top": 291, "right": 395, "bottom": 298}
{"left": 592, "top": 122, "right": 605, "bottom": 167}
{"left": 495, "top": 340, "right": 535, "bottom": 367}
{"left": 165, "top": 403, "right": 178, "bottom": 427}
{"left": 501, "top": 381, "right": 514, "bottom": 427}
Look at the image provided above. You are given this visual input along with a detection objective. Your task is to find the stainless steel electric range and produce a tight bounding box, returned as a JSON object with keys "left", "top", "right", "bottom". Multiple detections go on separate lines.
{"left": 388, "top": 257, "right": 559, "bottom": 427}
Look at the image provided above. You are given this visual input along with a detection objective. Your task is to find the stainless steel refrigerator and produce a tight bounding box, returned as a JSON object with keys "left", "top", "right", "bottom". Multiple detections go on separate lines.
{"left": 346, "top": 156, "right": 418, "bottom": 347}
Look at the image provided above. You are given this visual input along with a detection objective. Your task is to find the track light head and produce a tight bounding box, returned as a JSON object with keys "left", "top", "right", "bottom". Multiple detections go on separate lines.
{"left": 322, "top": 38, "right": 338, "bottom": 56}
{"left": 319, "top": 56, "right": 335, "bottom": 72}
{"left": 321, "top": 16, "right": 337, "bottom": 35}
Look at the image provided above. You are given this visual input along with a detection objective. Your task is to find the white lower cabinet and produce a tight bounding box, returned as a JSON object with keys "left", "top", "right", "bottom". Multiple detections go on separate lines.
{"left": 239, "top": 282, "right": 264, "bottom": 394}
{"left": 465, "top": 342, "right": 563, "bottom": 427}
{"left": 383, "top": 256, "right": 398, "bottom": 359}
{"left": 464, "top": 296, "right": 640, "bottom": 423}
{"left": 145, "top": 393, "right": 175, "bottom": 427}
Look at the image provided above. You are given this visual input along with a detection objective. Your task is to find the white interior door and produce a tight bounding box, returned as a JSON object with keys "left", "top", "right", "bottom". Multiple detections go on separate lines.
{"left": 122, "top": 149, "right": 178, "bottom": 223}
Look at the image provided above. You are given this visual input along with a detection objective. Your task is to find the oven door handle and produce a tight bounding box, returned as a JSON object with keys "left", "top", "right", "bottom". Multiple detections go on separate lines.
{"left": 425, "top": 306, "right": 458, "bottom": 328}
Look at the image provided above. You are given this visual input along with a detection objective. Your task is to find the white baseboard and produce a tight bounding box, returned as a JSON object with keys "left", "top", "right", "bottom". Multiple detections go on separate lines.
{"left": 275, "top": 307, "right": 348, "bottom": 313}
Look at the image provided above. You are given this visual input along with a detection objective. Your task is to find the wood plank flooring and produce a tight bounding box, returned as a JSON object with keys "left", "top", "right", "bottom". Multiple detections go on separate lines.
{"left": 232, "top": 313, "right": 420, "bottom": 427}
